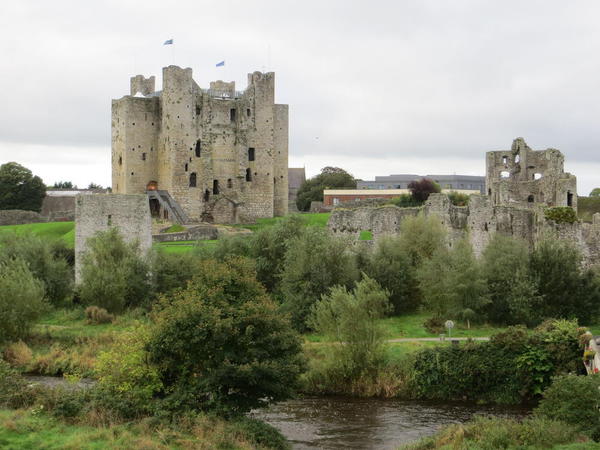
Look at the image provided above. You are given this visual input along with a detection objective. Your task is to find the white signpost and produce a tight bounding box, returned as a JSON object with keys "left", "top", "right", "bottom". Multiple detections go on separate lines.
{"left": 445, "top": 320, "right": 455, "bottom": 339}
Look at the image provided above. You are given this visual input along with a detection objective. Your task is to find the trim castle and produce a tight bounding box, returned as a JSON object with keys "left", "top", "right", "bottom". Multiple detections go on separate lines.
{"left": 111, "top": 65, "right": 288, "bottom": 224}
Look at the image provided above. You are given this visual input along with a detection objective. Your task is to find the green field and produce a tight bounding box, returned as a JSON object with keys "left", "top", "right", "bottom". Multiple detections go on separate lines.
{"left": 0, "top": 213, "right": 331, "bottom": 253}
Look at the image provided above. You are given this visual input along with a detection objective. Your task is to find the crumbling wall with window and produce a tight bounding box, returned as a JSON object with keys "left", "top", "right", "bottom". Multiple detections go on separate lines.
{"left": 486, "top": 138, "right": 577, "bottom": 211}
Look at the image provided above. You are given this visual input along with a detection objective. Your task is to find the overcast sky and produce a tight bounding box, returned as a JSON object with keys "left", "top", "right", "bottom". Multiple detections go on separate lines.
{"left": 1, "top": 0, "right": 599, "bottom": 194}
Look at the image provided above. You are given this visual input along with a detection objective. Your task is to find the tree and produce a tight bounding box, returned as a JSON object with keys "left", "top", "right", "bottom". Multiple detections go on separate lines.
{"left": 408, "top": 178, "right": 441, "bottom": 203}
{"left": 0, "top": 258, "right": 47, "bottom": 343}
{"left": 0, "top": 233, "right": 73, "bottom": 306}
{"left": 0, "top": 162, "right": 46, "bottom": 212}
{"left": 309, "top": 276, "right": 390, "bottom": 379}
{"left": 397, "top": 213, "right": 447, "bottom": 267}
{"left": 529, "top": 237, "right": 600, "bottom": 322}
{"left": 87, "top": 183, "right": 102, "bottom": 189}
{"left": 280, "top": 228, "right": 359, "bottom": 331}
{"left": 590, "top": 188, "right": 600, "bottom": 197}
{"left": 481, "top": 234, "right": 540, "bottom": 325}
{"left": 418, "top": 239, "right": 489, "bottom": 325}
{"left": 365, "top": 235, "right": 420, "bottom": 314}
{"left": 296, "top": 167, "right": 356, "bottom": 211}
{"left": 146, "top": 257, "right": 305, "bottom": 415}
{"left": 78, "top": 228, "right": 151, "bottom": 313}
{"left": 52, "top": 181, "right": 75, "bottom": 189}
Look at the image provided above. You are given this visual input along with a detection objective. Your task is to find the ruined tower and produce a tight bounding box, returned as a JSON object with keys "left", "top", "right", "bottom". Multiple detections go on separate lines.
{"left": 486, "top": 138, "right": 577, "bottom": 211}
{"left": 111, "top": 66, "right": 289, "bottom": 223}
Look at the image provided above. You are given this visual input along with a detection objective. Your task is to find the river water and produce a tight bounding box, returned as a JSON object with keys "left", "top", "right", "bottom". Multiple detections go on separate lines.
{"left": 253, "top": 397, "right": 529, "bottom": 450}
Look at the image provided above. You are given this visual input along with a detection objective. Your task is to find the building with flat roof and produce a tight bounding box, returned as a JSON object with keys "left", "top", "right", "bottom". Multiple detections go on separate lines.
{"left": 357, "top": 174, "right": 485, "bottom": 193}
{"left": 323, "top": 188, "right": 480, "bottom": 207}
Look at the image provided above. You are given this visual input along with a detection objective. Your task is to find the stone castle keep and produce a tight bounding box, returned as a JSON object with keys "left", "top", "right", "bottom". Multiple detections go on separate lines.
{"left": 328, "top": 138, "right": 600, "bottom": 265}
{"left": 112, "top": 65, "right": 289, "bottom": 223}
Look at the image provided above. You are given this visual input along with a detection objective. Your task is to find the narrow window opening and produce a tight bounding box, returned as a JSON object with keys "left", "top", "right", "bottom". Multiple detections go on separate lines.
{"left": 107, "top": 215, "right": 112, "bottom": 226}
{"left": 204, "top": 189, "right": 210, "bottom": 202}
{"left": 488, "top": 188, "right": 491, "bottom": 196}
{"left": 118, "top": 156, "right": 122, "bottom": 166}
{"left": 246, "top": 108, "right": 251, "bottom": 117}
{"left": 230, "top": 108, "right": 236, "bottom": 122}
{"left": 534, "top": 173, "right": 542, "bottom": 180}
{"left": 248, "top": 147, "right": 255, "bottom": 161}
{"left": 142, "top": 153, "right": 146, "bottom": 161}
{"left": 189, "top": 172, "right": 197, "bottom": 187}
{"left": 500, "top": 171, "right": 510, "bottom": 178}
{"left": 227, "top": 179, "right": 232, "bottom": 188}
{"left": 502, "top": 156, "right": 508, "bottom": 165}
{"left": 131, "top": 172, "right": 134, "bottom": 176}
{"left": 245, "top": 168, "right": 252, "bottom": 182}
{"left": 567, "top": 191, "right": 574, "bottom": 207}
{"left": 185, "top": 163, "right": 188, "bottom": 172}
{"left": 213, "top": 180, "right": 220, "bottom": 195}
{"left": 195, "top": 140, "right": 201, "bottom": 157}
{"left": 515, "top": 154, "right": 520, "bottom": 163}
{"left": 528, "top": 195, "right": 535, "bottom": 203}
{"left": 196, "top": 105, "right": 201, "bottom": 116}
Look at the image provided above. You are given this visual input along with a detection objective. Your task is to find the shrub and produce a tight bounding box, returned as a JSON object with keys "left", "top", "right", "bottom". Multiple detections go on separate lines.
{"left": 78, "top": 228, "right": 151, "bottom": 313}
{"left": 388, "top": 194, "right": 422, "bottom": 208}
{"left": 423, "top": 317, "right": 444, "bottom": 334}
{"left": 147, "top": 257, "right": 306, "bottom": 416}
{"left": 280, "top": 228, "right": 358, "bottom": 331}
{"left": 545, "top": 206, "right": 578, "bottom": 224}
{"left": 535, "top": 373, "right": 600, "bottom": 439}
{"left": 0, "top": 359, "right": 34, "bottom": 408}
{"left": 84, "top": 306, "right": 115, "bottom": 324}
{"left": 0, "top": 258, "right": 47, "bottom": 344}
{"left": 2, "top": 341, "right": 33, "bottom": 367}
{"left": 408, "top": 178, "right": 441, "bottom": 203}
{"left": 309, "top": 276, "right": 391, "bottom": 382}
{"left": 447, "top": 191, "right": 469, "bottom": 206}
{"left": 0, "top": 233, "right": 73, "bottom": 306}
{"left": 231, "top": 417, "right": 291, "bottom": 450}
{"left": 150, "top": 250, "right": 203, "bottom": 297}
{"left": 96, "top": 327, "right": 162, "bottom": 409}
{"left": 397, "top": 213, "right": 447, "bottom": 267}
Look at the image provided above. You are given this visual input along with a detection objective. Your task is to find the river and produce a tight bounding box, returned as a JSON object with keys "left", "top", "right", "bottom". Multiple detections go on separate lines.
{"left": 253, "top": 397, "right": 529, "bottom": 449}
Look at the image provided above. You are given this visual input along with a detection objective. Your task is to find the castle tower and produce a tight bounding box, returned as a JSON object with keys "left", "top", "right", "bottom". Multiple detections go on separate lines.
{"left": 111, "top": 66, "right": 289, "bottom": 223}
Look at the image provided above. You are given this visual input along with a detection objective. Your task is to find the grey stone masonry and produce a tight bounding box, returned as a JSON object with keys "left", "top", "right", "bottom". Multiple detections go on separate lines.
{"left": 74, "top": 194, "right": 152, "bottom": 283}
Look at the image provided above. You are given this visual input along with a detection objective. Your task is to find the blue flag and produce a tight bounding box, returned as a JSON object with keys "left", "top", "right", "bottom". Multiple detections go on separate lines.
{"left": 163, "top": 39, "right": 173, "bottom": 45}
{"left": 216, "top": 61, "right": 225, "bottom": 67}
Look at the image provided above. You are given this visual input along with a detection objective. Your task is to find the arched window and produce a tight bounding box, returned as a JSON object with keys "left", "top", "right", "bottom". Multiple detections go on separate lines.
{"left": 189, "top": 172, "right": 197, "bottom": 187}
{"left": 195, "top": 140, "right": 201, "bottom": 157}
{"left": 245, "top": 168, "right": 252, "bottom": 182}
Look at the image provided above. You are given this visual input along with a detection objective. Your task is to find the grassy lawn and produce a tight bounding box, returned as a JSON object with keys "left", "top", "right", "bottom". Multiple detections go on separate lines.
{"left": 0, "top": 221, "right": 75, "bottom": 247}
{"left": 233, "top": 212, "right": 330, "bottom": 232}
{"left": 154, "top": 239, "right": 218, "bottom": 253}
{"left": 0, "top": 409, "right": 257, "bottom": 450}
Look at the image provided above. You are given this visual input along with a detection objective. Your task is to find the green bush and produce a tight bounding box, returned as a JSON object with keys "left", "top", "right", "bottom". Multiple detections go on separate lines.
{"left": 545, "top": 206, "right": 578, "bottom": 224}
{"left": 280, "top": 228, "right": 358, "bottom": 331}
{"left": 0, "top": 258, "right": 47, "bottom": 343}
{"left": 147, "top": 257, "right": 305, "bottom": 416}
{"left": 446, "top": 191, "right": 469, "bottom": 206}
{"left": 309, "top": 276, "right": 390, "bottom": 381}
{"left": 78, "top": 228, "right": 151, "bottom": 313}
{"left": 535, "top": 373, "right": 600, "bottom": 439}
{"left": 411, "top": 320, "right": 586, "bottom": 404}
{"left": 150, "top": 250, "right": 203, "bottom": 296}
{"left": 388, "top": 194, "right": 422, "bottom": 207}
{"left": 0, "top": 233, "right": 73, "bottom": 306}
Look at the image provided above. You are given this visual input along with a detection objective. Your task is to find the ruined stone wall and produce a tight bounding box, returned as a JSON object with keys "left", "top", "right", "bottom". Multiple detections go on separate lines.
{"left": 74, "top": 194, "right": 152, "bottom": 283}
{"left": 111, "top": 66, "right": 288, "bottom": 224}
{"left": 0, "top": 210, "right": 44, "bottom": 226}
{"left": 486, "top": 138, "right": 577, "bottom": 211}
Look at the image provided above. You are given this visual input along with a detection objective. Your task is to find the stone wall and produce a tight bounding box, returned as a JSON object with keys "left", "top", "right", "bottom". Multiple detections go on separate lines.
{"left": 152, "top": 224, "right": 218, "bottom": 242}
{"left": 0, "top": 210, "right": 44, "bottom": 226}
{"left": 328, "top": 193, "right": 600, "bottom": 265}
{"left": 74, "top": 194, "right": 152, "bottom": 283}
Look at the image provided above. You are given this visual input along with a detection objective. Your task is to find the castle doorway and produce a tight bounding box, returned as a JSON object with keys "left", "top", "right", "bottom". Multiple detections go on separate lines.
{"left": 149, "top": 198, "right": 160, "bottom": 217}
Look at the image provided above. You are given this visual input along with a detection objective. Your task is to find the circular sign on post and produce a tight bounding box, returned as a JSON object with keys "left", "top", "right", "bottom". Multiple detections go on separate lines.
{"left": 445, "top": 320, "right": 454, "bottom": 330}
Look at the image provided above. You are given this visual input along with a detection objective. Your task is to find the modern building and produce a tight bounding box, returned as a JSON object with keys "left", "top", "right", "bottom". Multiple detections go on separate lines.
{"left": 357, "top": 174, "right": 485, "bottom": 193}
{"left": 323, "top": 188, "right": 480, "bottom": 207}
